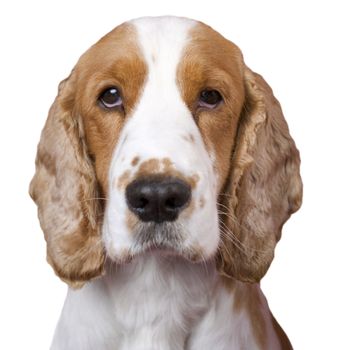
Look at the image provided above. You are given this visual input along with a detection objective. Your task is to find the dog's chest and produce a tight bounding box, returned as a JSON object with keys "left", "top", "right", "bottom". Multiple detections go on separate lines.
{"left": 105, "top": 255, "right": 216, "bottom": 350}
{"left": 53, "top": 255, "right": 264, "bottom": 350}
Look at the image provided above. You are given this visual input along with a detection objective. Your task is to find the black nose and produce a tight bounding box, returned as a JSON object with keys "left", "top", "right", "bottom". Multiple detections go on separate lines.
{"left": 125, "top": 177, "right": 191, "bottom": 223}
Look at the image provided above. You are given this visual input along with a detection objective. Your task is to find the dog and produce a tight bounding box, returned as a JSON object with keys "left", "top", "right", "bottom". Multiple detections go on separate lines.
{"left": 30, "top": 16, "right": 302, "bottom": 349}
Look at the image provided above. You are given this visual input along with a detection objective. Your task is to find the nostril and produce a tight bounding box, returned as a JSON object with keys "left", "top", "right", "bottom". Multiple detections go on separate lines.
{"left": 163, "top": 187, "right": 190, "bottom": 212}
{"left": 137, "top": 197, "right": 149, "bottom": 209}
{"left": 126, "top": 183, "right": 152, "bottom": 212}
{"left": 165, "top": 197, "right": 177, "bottom": 209}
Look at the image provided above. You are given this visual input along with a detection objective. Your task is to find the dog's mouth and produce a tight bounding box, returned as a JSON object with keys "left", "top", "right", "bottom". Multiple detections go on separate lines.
{"left": 133, "top": 221, "right": 183, "bottom": 247}
{"left": 115, "top": 221, "right": 205, "bottom": 263}
{"left": 131, "top": 221, "right": 184, "bottom": 256}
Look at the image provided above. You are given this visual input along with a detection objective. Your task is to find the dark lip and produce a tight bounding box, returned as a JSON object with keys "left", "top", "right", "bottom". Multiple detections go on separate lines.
{"left": 140, "top": 241, "right": 179, "bottom": 255}
{"left": 127, "top": 222, "right": 206, "bottom": 263}
{"left": 111, "top": 243, "right": 206, "bottom": 266}
{"left": 143, "top": 243, "right": 179, "bottom": 255}
{"left": 133, "top": 221, "right": 184, "bottom": 250}
{"left": 137, "top": 242, "right": 206, "bottom": 263}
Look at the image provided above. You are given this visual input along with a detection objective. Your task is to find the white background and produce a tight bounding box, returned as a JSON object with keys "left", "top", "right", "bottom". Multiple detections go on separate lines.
{"left": 1, "top": 0, "right": 349, "bottom": 349}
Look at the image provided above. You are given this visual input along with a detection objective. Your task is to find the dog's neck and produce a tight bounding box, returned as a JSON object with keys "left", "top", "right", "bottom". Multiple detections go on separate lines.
{"left": 103, "top": 253, "right": 218, "bottom": 349}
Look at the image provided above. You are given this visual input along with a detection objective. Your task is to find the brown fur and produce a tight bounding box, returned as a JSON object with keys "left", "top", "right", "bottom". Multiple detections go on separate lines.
{"left": 117, "top": 170, "right": 131, "bottom": 190}
{"left": 29, "top": 23, "right": 147, "bottom": 287}
{"left": 29, "top": 77, "right": 104, "bottom": 288}
{"left": 178, "top": 22, "right": 245, "bottom": 192}
{"left": 217, "top": 67, "right": 302, "bottom": 283}
{"left": 179, "top": 22, "right": 302, "bottom": 283}
{"left": 232, "top": 281, "right": 267, "bottom": 348}
{"left": 117, "top": 157, "right": 200, "bottom": 191}
{"left": 222, "top": 277, "right": 293, "bottom": 349}
{"left": 76, "top": 23, "right": 147, "bottom": 195}
{"left": 271, "top": 313, "right": 293, "bottom": 349}
{"left": 131, "top": 156, "right": 140, "bottom": 166}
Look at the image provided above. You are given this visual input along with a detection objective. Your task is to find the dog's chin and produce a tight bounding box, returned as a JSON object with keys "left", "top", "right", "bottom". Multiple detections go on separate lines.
{"left": 110, "top": 242, "right": 205, "bottom": 265}
{"left": 108, "top": 221, "right": 207, "bottom": 264}
{"left": 112, "top": 222, "right": 207, "bottom": 264}
{"left": 139, "top": 243, "right": 185, "bottom": 259}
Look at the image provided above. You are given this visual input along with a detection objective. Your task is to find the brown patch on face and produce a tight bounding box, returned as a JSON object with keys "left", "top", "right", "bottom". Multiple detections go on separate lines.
{"left": 136, "top": 158, "right": 162, "bottom": 177}
{"left": 160, "top": 158, "right": 187, "bottom": 181}
{"left": 177, "top": 22, "right": 245, "bottom": 193}
{"left": 126, "top": 211, "right": 138, "bottom": 233}
{"left": 188, "top": 173, "right": 199, "bottom": 189}
{"left": 131, "top": 156, "right": 140, "bottom": 166}
{"left": 182, "top": 197, "right": 195, "bottom": 219}
{"left": 116, "top": 170, "right": 131, "bottom": 190}
{"left": 199, "top": 196, "right": 205, "bottom": 208}
{"left": 75, "top": 23, "right": 147, "bottom": 195}
{"left": 161, "top": 157, "right": 173, "bottom": 171}
{"left": 134, "top": 157, "right": 199, "bottom": 190}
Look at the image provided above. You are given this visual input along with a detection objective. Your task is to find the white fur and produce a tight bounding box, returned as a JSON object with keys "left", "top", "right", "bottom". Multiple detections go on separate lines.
{"left": 51, "top": 16, "right": 284, "bottom": 350}
{"left": 52, "top": 255, "right": 266, "bottom": 350}
{"left": 103, "top": 16, "right": 219, "bottom": 261}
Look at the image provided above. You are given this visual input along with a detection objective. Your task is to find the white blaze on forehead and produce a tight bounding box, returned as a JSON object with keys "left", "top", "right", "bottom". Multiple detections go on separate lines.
{"left": 131, "top": 16, "right": 196, "bottom": 86}
{"left": 122, "top": 16, "right": 205, "bottom": 172}
{"left": 127, "top": 17, "right": 198, "bottom": 153}
{"left": 103, "top": 17, "right": 220, "bottom": 260}
{"left": 125, "top": 16, "right": 214, "bottom": 186}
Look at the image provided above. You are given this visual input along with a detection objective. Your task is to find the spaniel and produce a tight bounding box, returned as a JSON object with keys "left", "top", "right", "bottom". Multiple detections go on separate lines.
{"left": 30, "top": 16, "right": 302, "bottom": 350}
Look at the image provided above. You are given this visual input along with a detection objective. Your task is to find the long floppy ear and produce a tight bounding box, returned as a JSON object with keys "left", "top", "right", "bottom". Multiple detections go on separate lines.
{"left": 29, "top": 73, "right": 105, "bottom": 288}
{"left": 217, "top": 67, "right": 303, "bottom": 283}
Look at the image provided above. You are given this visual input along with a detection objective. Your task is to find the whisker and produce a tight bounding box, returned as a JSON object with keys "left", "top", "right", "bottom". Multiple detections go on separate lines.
{"left": 218, "top": 211, "right": 271, "bottom": 254}
{"left": 218, "top": 222, "right": 246, "bottom": 254}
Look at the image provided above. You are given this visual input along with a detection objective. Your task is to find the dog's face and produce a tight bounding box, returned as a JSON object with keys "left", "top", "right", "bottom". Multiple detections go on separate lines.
{"left": 82, "top": 19, "right": 245, "bottom": 262}
{"left": 30, "top": 17, "right": 302, "bottom": 287}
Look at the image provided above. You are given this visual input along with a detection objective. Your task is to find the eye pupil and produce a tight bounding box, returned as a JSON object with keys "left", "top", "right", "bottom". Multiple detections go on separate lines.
{"left": 199, "top": 89, "right": 222, "bottom": 108}
{"left": 99, "top": 87, "right": 123, "bottom": 108}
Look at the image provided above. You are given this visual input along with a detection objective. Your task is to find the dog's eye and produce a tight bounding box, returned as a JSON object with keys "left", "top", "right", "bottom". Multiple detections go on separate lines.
{"left": 99, "top": 87, "right": 123, "bottom": 109}
{"left": 198, "top": 89, "right": 222, "bottom": 109}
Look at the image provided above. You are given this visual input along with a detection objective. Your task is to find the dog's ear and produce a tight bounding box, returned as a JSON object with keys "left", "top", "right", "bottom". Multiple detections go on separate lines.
{"left": 217, "top": 67, "right": 303, "bottom": 283}
{"left": 29, "top": 72, "right": 105, "bottom": 288}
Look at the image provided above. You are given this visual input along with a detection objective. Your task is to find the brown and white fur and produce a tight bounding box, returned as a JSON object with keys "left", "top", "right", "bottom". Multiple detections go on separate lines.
{"left": 30, "top": 16, "right": 302, "bottom": 350}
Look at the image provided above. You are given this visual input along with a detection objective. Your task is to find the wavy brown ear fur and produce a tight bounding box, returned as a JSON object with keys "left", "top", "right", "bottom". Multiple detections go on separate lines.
{"left": 218, "top": 67, "right": 303, "bottom": 283}
{"left": 29, "top": 73, "right": 105, "bottom": 288}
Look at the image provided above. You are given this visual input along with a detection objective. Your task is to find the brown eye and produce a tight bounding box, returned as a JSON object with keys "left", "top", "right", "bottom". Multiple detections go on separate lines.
{"left": 99, "top": 87, "right": 123, "bottom": 109}
{"left": 198, "top": 89, "right": 222, "bottom": 109}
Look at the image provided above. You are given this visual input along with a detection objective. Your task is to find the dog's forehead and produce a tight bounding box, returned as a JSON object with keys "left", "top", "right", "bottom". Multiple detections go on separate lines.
{"left": 80, "top": 17, "right": 237, "bottom": 73}
{"left": 130, "top": 16, "right": 196, "bottom": 69}
{"left": 129, "top": 17, "right": 243, "bottom": 77}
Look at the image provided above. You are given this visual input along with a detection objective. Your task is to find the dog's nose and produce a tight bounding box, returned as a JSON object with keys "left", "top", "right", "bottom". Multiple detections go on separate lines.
{"left": 125, "top": 177, "right": 191, "bottom": 223}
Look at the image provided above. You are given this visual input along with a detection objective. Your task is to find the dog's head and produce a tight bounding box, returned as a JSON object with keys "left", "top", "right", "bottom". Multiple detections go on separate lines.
{"left": 30, "top": 17, "right": 302, "bottom": 288}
